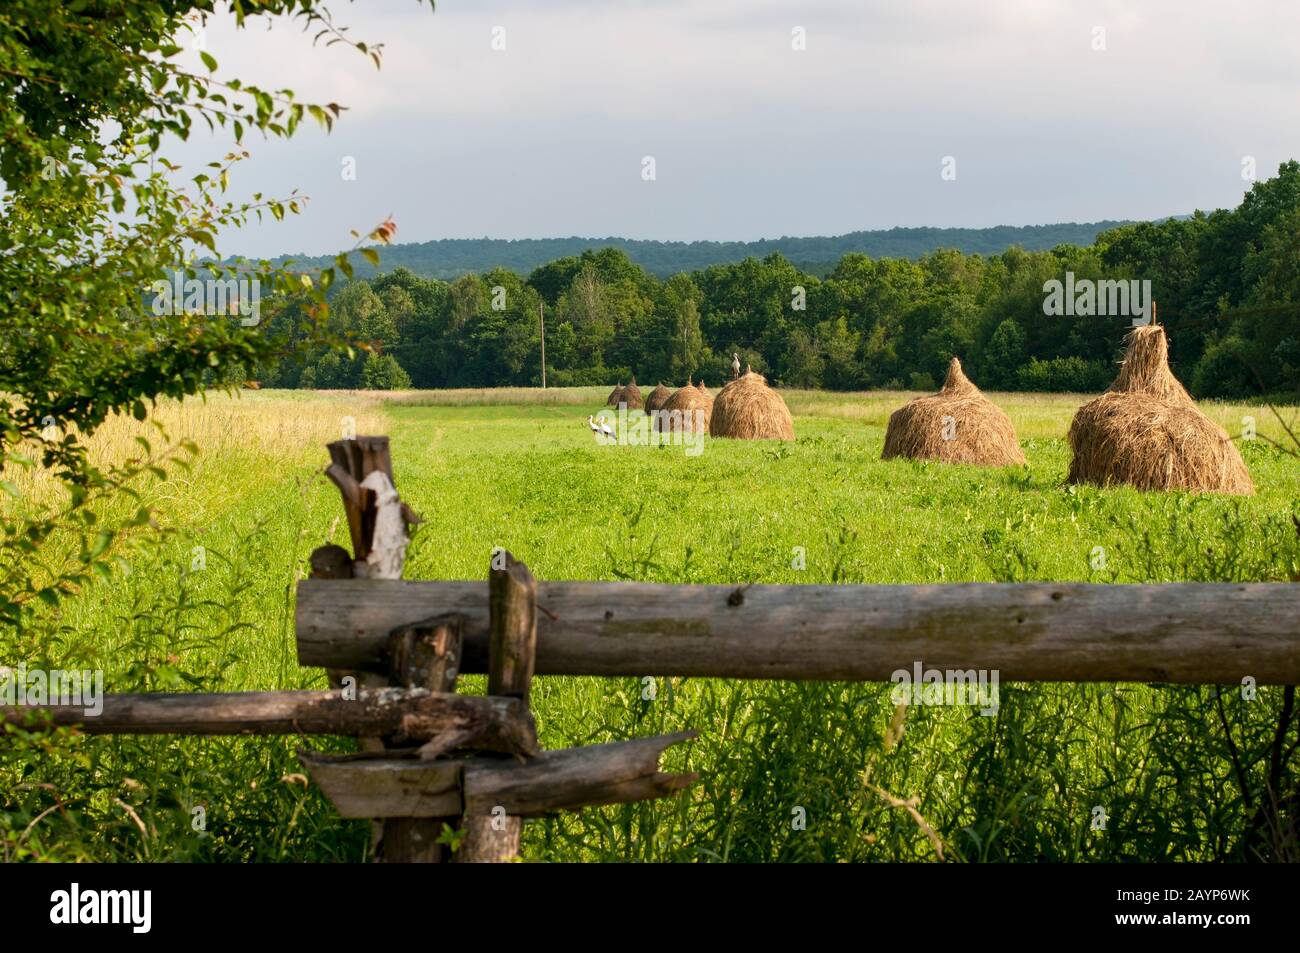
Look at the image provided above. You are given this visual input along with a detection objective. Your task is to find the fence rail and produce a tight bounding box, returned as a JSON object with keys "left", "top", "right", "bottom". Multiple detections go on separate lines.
{"left": 297, "top": 579, "right": 1300, "bottom": 684}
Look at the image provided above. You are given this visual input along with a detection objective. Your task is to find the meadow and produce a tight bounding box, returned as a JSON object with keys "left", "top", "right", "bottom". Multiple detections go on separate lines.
{"left": 3, "top": 386, "right": 1298, "bottom": 862}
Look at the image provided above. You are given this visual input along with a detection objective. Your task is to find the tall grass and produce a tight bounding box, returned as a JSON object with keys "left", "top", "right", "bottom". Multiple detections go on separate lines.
{"left": 2, "top": 387, "right": 1297, "bottom": 862}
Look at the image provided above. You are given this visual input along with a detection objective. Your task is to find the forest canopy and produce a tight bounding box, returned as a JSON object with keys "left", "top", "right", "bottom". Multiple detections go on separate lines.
{"left": 257, "top": 162, "right": 1300, "bottom": 399}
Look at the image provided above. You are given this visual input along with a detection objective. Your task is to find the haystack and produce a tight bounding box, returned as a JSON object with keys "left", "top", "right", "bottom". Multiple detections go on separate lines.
{"left": 644, "top": 383, "right": 671, "bottom": 414}
{"left": 606, "top": 382, "right": 624, "bottom": 407}
{"left": 709, "top": 370, "right": 794, "bottom": 440}
{"left": 881, "top": 358, "right": 1025, "bottom": 466}
{"left": 655, "top": 380, "right": 713, "bottom": 434}
{"left": 620, "top": 375, "right": 644, "bottom": 410}
{"left": 696, "top": 379, "right": 711, "bottom": 397}
{"left": 1067, "top": 325, "right": 1253, "bottom": 494}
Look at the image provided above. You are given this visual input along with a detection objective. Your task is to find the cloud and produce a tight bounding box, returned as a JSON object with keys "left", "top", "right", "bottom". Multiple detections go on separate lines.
{"left": 165, "top": 0, "right": 1300, "bottom": 257}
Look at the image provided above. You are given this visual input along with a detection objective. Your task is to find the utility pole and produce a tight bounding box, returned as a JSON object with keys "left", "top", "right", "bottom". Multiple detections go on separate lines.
{"left": 539, "top": 301, "right": 547, "bottom": 389}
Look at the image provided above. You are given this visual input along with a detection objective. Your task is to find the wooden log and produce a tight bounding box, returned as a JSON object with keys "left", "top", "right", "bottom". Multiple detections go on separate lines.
{"left": 0, "top": 689, "right": 538, "bottom": 754}
{"left": 456, "top": 552, "right": 537, "bottom": 863}
{"left": 296, "top": 580, "right": 1300, "bottom": 684}
{"left": 301, "top": 732, "right": 697, "bottom": 819}
{"left": 380, "top": 615, "right": 465, "bottom": 862}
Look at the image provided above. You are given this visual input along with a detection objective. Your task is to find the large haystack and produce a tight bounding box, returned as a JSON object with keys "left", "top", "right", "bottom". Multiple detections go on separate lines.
{"left": 655, "top": 380, "right": 713, "bottom": 434}
{"left": 709, "top": 370, "right": 794, "bottom": 440}
{"left": 881, "top": 358, "right": 1025, "bottom": 466}
{"left": 606, "top": 382, "right": 624, "bottom": 407}
{"left": 1067, "top": 325, "right": 1253, "bottom": 494}
{"left": 644, "top": 383, "right": 671, "bottom": 414}
{"left": 620, "top": 375, "right": 644, "bottom": 410}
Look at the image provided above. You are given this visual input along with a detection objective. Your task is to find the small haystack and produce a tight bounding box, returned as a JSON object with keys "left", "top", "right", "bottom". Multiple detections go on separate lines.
{"left": 644, "top": 383, "right": 671, "bottom": 414}
{"left": 881, "top": 358, "right": 1025, "bottom": 466}
{"left": 709, "top": 370, "right": 794, "bottom": 440}
{"left": 696, "top": 379, "right": 711, "bottom": 397}
{"left": 1067, "top": 325, "right": 1253, "bottom": 494}
{"left": 620, "top": 374, "right": 644, "bottom": 410}
{"left": 655, "top": 380, "right": 713, "bottom": 434}
{"left": 606, "top": 382, "right": 624, "bottom": 407}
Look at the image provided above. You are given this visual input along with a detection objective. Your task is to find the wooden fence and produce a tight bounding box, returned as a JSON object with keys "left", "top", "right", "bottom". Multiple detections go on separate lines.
{"left": 4, "top": 435, "right": 1298, "bottom": 862}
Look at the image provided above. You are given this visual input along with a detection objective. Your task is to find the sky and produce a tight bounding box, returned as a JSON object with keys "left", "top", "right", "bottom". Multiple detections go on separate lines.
{"left": 173, "top": 0, "right": 1300, "bottom": 259}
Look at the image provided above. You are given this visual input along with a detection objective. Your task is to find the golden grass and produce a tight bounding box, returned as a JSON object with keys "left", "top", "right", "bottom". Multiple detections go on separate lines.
{"left": 710, "top": 371, "right": 795, "bottom": 440}
{"left": 655, "top": 381, "right": 714, "bottom": 434}
{"left": 1068, "top": 326, "right": 1255, "bottom": 495}
{"left": 882, "top": 358, "right": 1026, "bottom": 467}
{"left": 644, "top": 383, "right": 672, "bottom": 414}
{"left": 5, "top": 391, "right": 389, "bottom": 509}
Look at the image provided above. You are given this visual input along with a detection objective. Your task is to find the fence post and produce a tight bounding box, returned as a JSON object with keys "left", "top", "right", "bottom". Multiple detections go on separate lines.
{"left": 379, "top": 615, "right": 464, "bottom": 862}
{"left": 454, "top": 551, "right": 537, "bottom": 863}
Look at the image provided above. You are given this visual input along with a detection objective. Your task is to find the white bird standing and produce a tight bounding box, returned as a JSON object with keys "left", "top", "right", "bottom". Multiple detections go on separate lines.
{"left": 731, "top": 352, "right": 741, "bottom": 378}
{"left": 597, "top": 416, "right": 614, "bottom": 438}
{"left": 587, "top": 415, "right": 600, "bottom": 433}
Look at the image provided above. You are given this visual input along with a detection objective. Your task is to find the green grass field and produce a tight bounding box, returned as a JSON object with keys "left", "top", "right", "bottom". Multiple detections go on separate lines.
{"left": 4, "top": 386, "right": 1299, "bottom": 862}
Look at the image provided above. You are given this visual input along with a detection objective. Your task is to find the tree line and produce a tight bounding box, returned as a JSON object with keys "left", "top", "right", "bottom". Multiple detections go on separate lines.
{"left": 267, "top": 220, "right": 1127, "bottom": 282}
{"left": 255, "top": 161, "right": 1300, "bottom": 398}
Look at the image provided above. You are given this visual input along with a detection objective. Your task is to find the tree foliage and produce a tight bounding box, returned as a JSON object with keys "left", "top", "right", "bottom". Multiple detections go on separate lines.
{"left": 268, "top": 162, "right": 1300, "bottom": 401}
{"left": 0, "top": 0, "right": 426, "bottom": 628}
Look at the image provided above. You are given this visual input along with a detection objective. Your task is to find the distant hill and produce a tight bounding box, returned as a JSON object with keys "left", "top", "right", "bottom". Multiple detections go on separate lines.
{"left": 263, "top": 221, "right": 1133, "bottom": 280}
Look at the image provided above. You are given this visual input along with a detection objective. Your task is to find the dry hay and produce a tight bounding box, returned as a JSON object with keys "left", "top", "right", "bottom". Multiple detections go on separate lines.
{"left": 709, "top": 370, "right": 794, "bottom": 440}
{"left": 606, "top": 382, "right": 624, "bottom": 407}
{"left": 620, "top": 375, "right": 644, "bottom": 410}
{"left": 644, "top": 383, "right": 672, "bottom": 414}
{"left": 655, "top": 380, "right": 713, "bottom": 434}
{"left": 1067, "top": 325, "right": 1253, "bottom": 495}
{"left": 881, "top": 358, "right": 1025, "bottom": 467}
{"left": 696, "top": 379, "right": 711, "bottom": 397}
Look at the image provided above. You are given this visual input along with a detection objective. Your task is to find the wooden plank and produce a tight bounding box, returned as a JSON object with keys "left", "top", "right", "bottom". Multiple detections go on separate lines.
{"left": 456, "top": 552, "right": 537, "bottom": 863}
{"left": 295, "top": 580, "right": 1300, "bottom": 684}
{"left": 0, "top": 688, "right": 539, "bottom": 755}
{"left": 301, "top": 732, "right": 697, "bottom": 819}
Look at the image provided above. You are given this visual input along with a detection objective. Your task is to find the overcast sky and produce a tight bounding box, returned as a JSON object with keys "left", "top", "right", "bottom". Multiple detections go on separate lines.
{"left": 176, "top": 0, "right": 1300, "bottom": 259}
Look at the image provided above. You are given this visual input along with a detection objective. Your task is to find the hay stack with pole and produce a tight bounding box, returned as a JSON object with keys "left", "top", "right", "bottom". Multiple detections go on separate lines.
{"left": 696, "top": 380, "right": 711, "bottom": 397}
{"left": 620, "top": 374, "right": 644, "bottom": 410}
{"left": 655, "top": 380, "right": 713, "bottom": 435}
{"left": 881, "top": 358, "right": 1025, "bottom": 466}
{"left": 644, "top": 383, "right": 671, "bottom": 414}
{"left": 606, "top": 382, "right": 624, "bottom": 407}
{"left": 709, "top": 369, "right": 794, "bottom": 440}
{"left": 1067, "top": 324, "right": 1253, "bottom": 495}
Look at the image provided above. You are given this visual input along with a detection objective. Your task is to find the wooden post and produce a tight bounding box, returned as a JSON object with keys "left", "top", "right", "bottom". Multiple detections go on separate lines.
{"left": 539, "top": 302, "right": 546, "bottom": 390}
{"left": 454, "top": 551, "right": 537, "bottom": 863}
{"left": 317, "top": 435, "right": 430, "bottom": 861}
{"left": 379, "top": 615, "right": 466, "bottom": 863}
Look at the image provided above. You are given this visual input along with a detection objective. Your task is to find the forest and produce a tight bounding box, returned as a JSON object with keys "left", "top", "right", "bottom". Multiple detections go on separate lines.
{"left": 256, "top": 162, "right": 1300, "bottom": 399}
{"left": 266, "top": 220, "right": 1128, "bottom": 280}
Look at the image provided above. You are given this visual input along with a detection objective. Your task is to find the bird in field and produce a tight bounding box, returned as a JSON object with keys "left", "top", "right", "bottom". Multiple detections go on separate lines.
{"left": 587, "top": 414, "right": 599, "bottom": 433}
{"left": 588, "top": 415, "right": 614, "bottom": 439}
{"left": 731, "top": 352, "right": 741, "bottom": 378}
